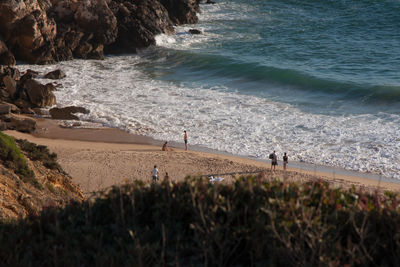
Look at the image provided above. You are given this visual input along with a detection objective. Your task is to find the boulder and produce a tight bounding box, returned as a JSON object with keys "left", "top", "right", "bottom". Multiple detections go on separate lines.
{"left": 49, "top": 106, "right": 90, "bottom": 120}
{"left": 23, "top": 79, "right": 56, "bottom": 107}
{"left": 189, "top": 29, "right": 202, "bottom": 34}
{"left": 0, "top": 103, "right": 11, "bottom": 115}
{"left": 0, "top": 66, "right": 20, "bottom": 81}
{"left": 9, "top": 115, "right": 36, "bottom": 133}
{"left": 44, "top": 69, "right": 66, "bottom": 79}
{"left": 2, "top": 75, "right": 17, "bottom": 98}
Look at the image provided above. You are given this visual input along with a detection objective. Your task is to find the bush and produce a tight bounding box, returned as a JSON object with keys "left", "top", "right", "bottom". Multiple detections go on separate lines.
{"left": 16, "top": 139, "right": 65, "bottom": 174}
{"left": 0, "top": 177, "right": 399, "bottom": 266}
{"left": 0, "top": 132, "right": 34, "bottom": 181}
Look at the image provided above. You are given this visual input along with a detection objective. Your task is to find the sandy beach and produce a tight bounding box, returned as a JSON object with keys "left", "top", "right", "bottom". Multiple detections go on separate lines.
{"left": 4, "top": 118, "right": 400, "bottom": 195}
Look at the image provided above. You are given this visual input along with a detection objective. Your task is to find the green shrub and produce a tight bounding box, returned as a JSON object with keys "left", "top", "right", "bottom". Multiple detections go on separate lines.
{"left": 16, "top": 139, "right": 65, "bottom": 174}
{"left": 0, "top": 132, "right": 34, "bottom": 182}
{"left": 0, "top": 177, "right": 399, "bottom": 266}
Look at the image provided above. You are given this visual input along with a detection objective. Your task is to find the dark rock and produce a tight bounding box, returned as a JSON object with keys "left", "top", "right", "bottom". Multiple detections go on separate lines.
{"left": 0, "top": 39, "right": 16, "bottom": 66}
{"left": 51, "top": 0, "right": 117, "bottom": 60}
{"left": 107, "top": 0, "right": 174, "bottom": 53}
{"left": 0, "top": 66, "right": 20, "bottom": 81}
{"left": 9, "top": 115, "right": 36, "bottom": 133}
{"left": 44, "top": 69, "right": 66, "bottom": 80}
{"left": 189, "top": 29, "right": 202, "bottom": 34}
{"left": 159, "top": 0, "right": 200, "bottom": 25}
{"left": 32, "top": 108, "right": 49, "bottom": 116}
{"left": 23, "top": 79, "right": 56, "bottom": 107}
{"left": 21, "top": 107, "right": 35, "bottom": 115}
{"left": 49, "top": 106, "right": 89, "bottom": 120}
{"left": 0, "top": 103, "right": 11, "bottom": 115}
{"left": 2, "top": 75, "right": 17, "bottom": 98}
{"left": 13, "top": 99, "right": 33, "bottom": 109}
{"left": 206, "top": 0, "right": 216, "bottom": 4}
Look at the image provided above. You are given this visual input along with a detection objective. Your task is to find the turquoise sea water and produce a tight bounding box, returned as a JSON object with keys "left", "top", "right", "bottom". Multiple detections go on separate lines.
{"left": 23, "top": 0, "right": 400, "bottom": 179}
{"left": 151, "top": 0, "right": 400, "bottom": 114}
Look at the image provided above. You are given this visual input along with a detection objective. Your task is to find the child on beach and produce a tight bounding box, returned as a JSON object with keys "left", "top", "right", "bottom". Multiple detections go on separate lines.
{"left": 152, "top": 165, "right": 159, "bottom": 182}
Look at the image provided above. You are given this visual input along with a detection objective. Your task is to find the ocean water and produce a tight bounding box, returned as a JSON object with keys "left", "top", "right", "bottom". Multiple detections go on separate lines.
{"left": 21, "top": 0, "right": 400, "bottom": 178}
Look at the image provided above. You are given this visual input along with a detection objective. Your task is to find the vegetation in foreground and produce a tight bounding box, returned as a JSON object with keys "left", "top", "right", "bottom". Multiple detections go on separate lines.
{"left": 0, "top": 132, "right": 35, "bottom": 182}
{"left": 0, "top": 176, "right": 399, "bottom": 266}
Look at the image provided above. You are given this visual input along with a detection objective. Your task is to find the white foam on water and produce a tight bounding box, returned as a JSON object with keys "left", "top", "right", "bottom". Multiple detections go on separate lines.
{"left": 19, "top": 55, "right": 400, "bottom": 180}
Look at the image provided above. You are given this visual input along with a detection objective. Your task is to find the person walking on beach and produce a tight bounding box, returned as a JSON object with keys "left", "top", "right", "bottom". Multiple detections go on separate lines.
{"left": 283, "top": 152, "right": 288, "bottom": 170}
{"left": 184, "top": 130, "right": 188, "bottom": 151}
{"left": 270, "top": 150, "right": 278, "bottom": 171}
{"left": 152, "top": 165, "right": 159, "bottom": 182}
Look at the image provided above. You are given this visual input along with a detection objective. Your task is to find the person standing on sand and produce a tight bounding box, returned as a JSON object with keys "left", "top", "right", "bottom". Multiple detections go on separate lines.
{"left": 152, "top": 165, "right": 159, "bottom": 182}
{"left": 270, "top": 150, "right": 278, "bottom": 171}
{"left": 283, "top": 152, "right": 288, "bottom": 170}
{"left": 184, "top": 130, "right": 188, "bottom": 151}
{"left": 164, "top": 172, "right": 169, "bottom": 181}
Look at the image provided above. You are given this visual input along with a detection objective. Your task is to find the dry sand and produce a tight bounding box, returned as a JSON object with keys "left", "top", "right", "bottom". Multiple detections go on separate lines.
{"left": 5, "top": 119, "right": 400, "bottom": 195}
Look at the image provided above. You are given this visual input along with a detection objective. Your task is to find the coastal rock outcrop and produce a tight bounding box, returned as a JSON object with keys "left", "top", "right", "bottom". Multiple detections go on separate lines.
{"left": 0, "top": 0, "right": 201, "bottom": 63}
{"left": 106, "top": 0, "right": 174, "bottom": 52}
{"left": 159, "top": 0, "right": 200, "bottom": 25}
{"left": 0, "top": 39, "right": 16, "bottom": 66}
{"left": 0, "top": 0, "right": 57, "bottom": 64}
{"left": 50, "top": 0, "right": 118, "bottom": 60}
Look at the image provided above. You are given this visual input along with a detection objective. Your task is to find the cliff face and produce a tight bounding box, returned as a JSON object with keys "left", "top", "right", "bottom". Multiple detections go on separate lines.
{"left": 0, "top": 0, "right": 200, "bottom": 64}
{"left": 0, "top": 134, "right": 84, "bottom": 220}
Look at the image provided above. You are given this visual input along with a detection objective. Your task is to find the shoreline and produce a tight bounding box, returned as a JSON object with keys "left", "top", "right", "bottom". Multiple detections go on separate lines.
{"left": 32, "top": 118, "right": 400, "bottom": 185}
{"left": 4, "top": 118, "right": 400, "bottom": 195}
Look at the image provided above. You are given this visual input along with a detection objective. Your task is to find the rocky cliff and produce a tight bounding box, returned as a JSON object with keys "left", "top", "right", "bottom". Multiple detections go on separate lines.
{"left": 0, "top": 0, "right": 200, "bottom": 64}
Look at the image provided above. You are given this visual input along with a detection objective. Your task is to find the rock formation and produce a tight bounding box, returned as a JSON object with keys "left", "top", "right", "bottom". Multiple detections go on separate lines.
{"left": 0, "top": 0, "right": 201, "bottom": 64}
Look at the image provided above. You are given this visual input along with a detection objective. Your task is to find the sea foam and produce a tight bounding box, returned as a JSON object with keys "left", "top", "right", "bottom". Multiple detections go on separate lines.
{"left": 19, "top": 55, "right": 400, "bottom": 180}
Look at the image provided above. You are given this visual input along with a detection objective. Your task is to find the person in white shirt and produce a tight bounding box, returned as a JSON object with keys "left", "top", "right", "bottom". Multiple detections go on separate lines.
{"left": 152, "top": 165, "right": 159, "bottom": 181}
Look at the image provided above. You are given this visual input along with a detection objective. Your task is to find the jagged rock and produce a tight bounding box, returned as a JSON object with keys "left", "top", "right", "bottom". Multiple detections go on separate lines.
{"left": 44, "top": 69, "right": 66, "bottom": 79}
{"left": 8, "top": 115, "right": 36, "bottom": 133}
{"left": 107, "top": 0, "right": 174, "bottom": 52}
{"left": 51, "top": 0, "right": 117, "bottom": 60}
{"left": 13, "top": 99, "right": 33, "bottom": 109}
{"left": 189, "top": 29, "right": 202, "bottom": 34}
{"left": 0, "top": 39, "right": 16, "bottom": 66}
{"left": 0, "top": 102, "right": 19, "bottom": 113}
{"left": 0, "top": 0, "right": 201, "bottom": 63}
{"left": 2, "top": 75, "right": 17, "bottom": 98}
{"left": 0, "top": 66, "right": 20, "bottom": 81}
{"left": 159, "top": 0, "right": 200, "bottom": 25}
{"left": 49, "top": 106, "right": 90, "bottom": 120}
{"left": 0, "top": 103, "right": 11, "bottom": 115}
{"left": 0, "top": 0, "right": 57, "bottom": 64}
{"left": 23, "top": 79, "right": 56, "bottom": 107}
